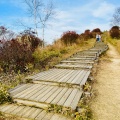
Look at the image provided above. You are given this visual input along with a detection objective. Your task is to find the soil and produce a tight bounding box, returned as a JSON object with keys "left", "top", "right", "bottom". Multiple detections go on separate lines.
{"left": 91, "top": 43, "right": 120, "bottom": 120}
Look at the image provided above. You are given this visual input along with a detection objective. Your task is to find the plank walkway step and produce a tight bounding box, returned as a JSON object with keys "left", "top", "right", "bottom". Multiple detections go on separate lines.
{"left": 72, "top": 55, "right": 97, "bottom": 58}
{"left": 61, "top": 60, "right": 94, "bottom": 64}
{"left": 0, "top": 104, "right": 71, "bottom": 120}
{"left": 26, "top": 69, "right": 91, "bottom": 86}
{"left": 68, "top": 57, "right": 96, "bottom": 60}
{"left": 9, "top": 84, "right": 83, "bottom": 110}
{"left": 54, "top": 64, "right": 92, "bottom": 69}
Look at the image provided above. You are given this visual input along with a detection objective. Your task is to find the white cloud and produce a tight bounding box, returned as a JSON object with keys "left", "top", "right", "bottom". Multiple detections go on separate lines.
{"left": 92, "top": 1, "right": 115, "bottom": 19}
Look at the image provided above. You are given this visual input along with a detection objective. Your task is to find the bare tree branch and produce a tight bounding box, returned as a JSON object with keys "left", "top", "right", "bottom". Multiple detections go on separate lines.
{"left": 111, "top": 7, "right": 120, "bottom": 27}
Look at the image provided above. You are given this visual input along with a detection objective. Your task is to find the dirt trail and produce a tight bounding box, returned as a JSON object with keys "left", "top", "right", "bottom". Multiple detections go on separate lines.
{"left": 91, "top": 44, "right": 120, "bottom": 120}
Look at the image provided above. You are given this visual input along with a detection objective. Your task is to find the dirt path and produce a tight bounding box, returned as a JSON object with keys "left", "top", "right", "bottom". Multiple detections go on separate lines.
{"left": 91, "top": 44, "right": 120, "bottom": 120}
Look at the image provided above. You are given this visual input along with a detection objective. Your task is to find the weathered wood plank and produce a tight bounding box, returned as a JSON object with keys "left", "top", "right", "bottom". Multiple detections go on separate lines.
{"left": 0, "top": 104, "right": 71, "bottom": 120}
{"left": 64, "top": 89, "right": 78, "bottom": 107}
{"left": 42, "top": 112, "right": 54, "bottom": 120}
{"left": 29, "top": 108, "right": 42, "bottom": 119}
{"left": 14, "top": 84, "right": 42, "bottom": 98}
{"left": 70, "top": 90, "right": 83, "bottom": 110}
{"left": 39, "top": 86, "right": 58, "bottom": 102}
{"left": 35, "top": 86, "right": 54, "bottom": 101}
{"left": 70, "top": 70, "right": 85, "bottom": 84}
{"left": 57, "top": 88, "right": 73, "bottom": 106}
{"left": 45, "top": 87, "right": 63, "bottom": 103}
{"left": 29, "top": 85, "right": 49, "bottom": 100}
{"left": 80, "top": 71, "right": 91, "bottom": 85}
{"left": 35, "top": 110, "right": 47, "bottom": 120}
{"left": 10, "top": 84, "right": 33, "bottom": 96}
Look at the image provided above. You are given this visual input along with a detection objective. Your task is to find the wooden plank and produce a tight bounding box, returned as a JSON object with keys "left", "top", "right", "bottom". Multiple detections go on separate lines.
{"left": 23, "top": 107, "right": 38, "bottom": 118}
{"left": 75, "top": 71, "right": 88, "bottom": 84}
{"left": 61, "top": 60, "right": 94, "bottom": 64}
{"left": 0, "top": 104, "right": 71, "bottom": 120}
{"left": 64, "top": 89, "right": 78, "bottom": 107}
{"left": 42, "top": 112, "right": 54, "bottom": 120}
{"left": 0, "top": 104, "right": 13, "bottom": 112}
{"left": 3, "top": 105, "right": 18, "bottom": 114}
{"left": 66, "top": 71, "right": 80, "bottom": 83}
{"left": 39, "top": 86, "right": 58, "bottom": 102}
{"left": 10, "top": 84, "right": 32, "bottom": 96}
{"left": 22, "top": 107, "right": 39, "bottom": 118}
{"left": 69, "top": 58, "right": 95, "bottom": 60}
{"left": 57, "top": 88, "right": 73, "bottom": 106}
{"left": 50, "top": 114, "right": 60, "bottom": 120}
{"left": 12, "top": 106, "right": 25, "bottom": 115}
{"left": 43, "top": 69, "right": 67, "bottom": 81}
{"left": 70, "top": 90, "right": 83, "bottom": 110}
{"left": 45, "top": 87, "right": 63, "bottom": 103}
{"left": 35, "top": 70, "right": 59, "bottom": 80}
{"left": 70, "top": 70, "right": 85, "bottom": 84}
{"left": 29, "top": 108, "right": 43, "bottom": 119}
{"left": 80, "top": 71, "right": 91, "bottom": 85}
{"left": 29, "top": 85, "right": 49, "bottom": 100}
{"left": 28, "top": 69, "right": 55, "bottom": 80}
{"left": 52, "top": 88, "right": 68, "bottom": 104}
{"left": 35, "top": 86, "right": 54, "bottom": 101}
{"left": 23, "top": 85, "right": 45, "bottom": 99}
{"left": 51, "top": 69, "right": 71, "bottom": 81}
{"left": 58, "top": 70, "right": 75, "bottom": 82}
{"left": 19, "top": 106, "right": 31, "bottom": 117}
{"left": 14, "top": 84, "right": 41, "bottom": 98}
{"left": 35, "top": 110, "right": 47, "bottom": 120}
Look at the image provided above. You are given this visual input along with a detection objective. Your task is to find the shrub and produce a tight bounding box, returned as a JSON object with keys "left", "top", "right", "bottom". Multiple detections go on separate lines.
{"left": 32, "top": 48, "right": 61, "bottom": 68}
{"left": 91, "top": 28, "right": 102, "bottom": 37}
{"left": 61, "top": 31, "right": 79, "bottom": 45}
{"left": 79, "top": 30, "right": 93, "bottom": 41}
{"left": 0, "top": 39, "right": 33, "bottom": 72}
{"left": 110, "top": 26, "right": 120, "bottom": 39}
{"left": 0, "top": 84, "right": 12, "bottom": 104}
{"left": 18, "top": 34, "right": 43, "bottom": 51}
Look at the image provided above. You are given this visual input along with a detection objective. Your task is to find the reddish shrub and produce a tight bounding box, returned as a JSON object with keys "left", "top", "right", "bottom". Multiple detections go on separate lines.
{"left": 0, "top": 39, "right": 33, "bottom": 72}
{"left": 91, "top": 28, "right": 102, "bottom": 37}
{"left": 110, "top": 26, "right": 120, "bottom": 38}
{"left": 61, "top": 31, "right": 79, "bottom": 45}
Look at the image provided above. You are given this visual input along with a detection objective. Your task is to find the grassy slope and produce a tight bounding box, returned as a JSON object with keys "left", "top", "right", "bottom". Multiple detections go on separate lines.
{"left": 103, "top": 32, "right": 120, "bottom": 54}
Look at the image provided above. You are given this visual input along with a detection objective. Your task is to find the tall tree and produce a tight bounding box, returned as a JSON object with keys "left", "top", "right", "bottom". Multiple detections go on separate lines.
{"left": 111, "top": 7, "right": 120, "bottom": 26}
{"left": 24, "top": 0, "right": 55, "bottom": 47}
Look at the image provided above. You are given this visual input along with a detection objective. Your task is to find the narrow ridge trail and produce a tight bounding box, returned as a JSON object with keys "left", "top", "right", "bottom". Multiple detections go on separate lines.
{"left": 91, "top": 44, "right": 120, "bottom": 120}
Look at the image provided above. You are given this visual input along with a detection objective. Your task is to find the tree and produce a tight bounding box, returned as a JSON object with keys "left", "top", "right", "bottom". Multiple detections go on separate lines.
{"left": 111, "top": 7, "right": 120, "bottom": 26}
{"left": 0, "top": 26, "right": 16, "bottom": 41}
{"left": 24, "top": 0, "right": 55, "bottom": 47}
{"left": 110, "top": 26, "right": 120, "bottom": 39}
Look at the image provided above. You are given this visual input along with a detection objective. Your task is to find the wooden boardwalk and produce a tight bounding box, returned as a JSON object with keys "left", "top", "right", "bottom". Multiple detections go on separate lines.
{"left": 0, "top": 104, "right": 71, "bottom": 120}
{"left": 0, "top": 42, "right": 108, "bottom": 120}
{"left": 54, "top": 64, "right": 92, "bottom": 69}
{"left": 61, "top": 60, "right": 94, "bottom": 64}
{"left": 26, "top": 69, "right": 90, "bottom": 86}
{"left": 10, "top": 84, "right": 82, "bottom": 110}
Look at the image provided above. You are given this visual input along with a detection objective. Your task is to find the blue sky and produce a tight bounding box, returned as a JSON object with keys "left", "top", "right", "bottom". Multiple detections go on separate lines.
{"left": 0, "top": 0, "right": 119, "bottom": 44}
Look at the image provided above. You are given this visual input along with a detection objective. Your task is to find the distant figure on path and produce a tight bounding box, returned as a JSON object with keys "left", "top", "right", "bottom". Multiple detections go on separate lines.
{"left": 96, "top": 33, "right": 101, "bottom": 42}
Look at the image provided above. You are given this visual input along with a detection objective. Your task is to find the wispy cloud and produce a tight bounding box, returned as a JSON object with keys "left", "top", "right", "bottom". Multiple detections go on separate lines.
{"left": 92, "top": 1, "right": 115, "bottom": 19}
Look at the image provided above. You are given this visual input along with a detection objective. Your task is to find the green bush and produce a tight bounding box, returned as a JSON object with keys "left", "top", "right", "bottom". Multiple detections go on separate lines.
{"left": 0, "top": 84, "right": 12, "bottom": 104}
{"left": 32, "top": 49, "right": 61, "bottom": 68}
